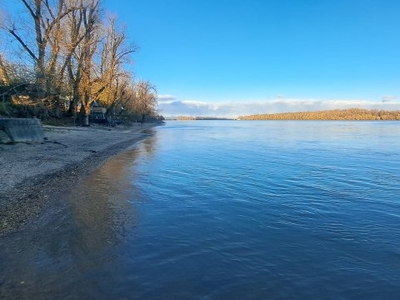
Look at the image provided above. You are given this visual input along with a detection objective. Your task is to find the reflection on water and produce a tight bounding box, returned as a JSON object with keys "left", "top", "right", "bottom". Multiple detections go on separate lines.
{"left": 0, "top": 131, "right": 157, "bottom": 299}
{"left": 67, "top": 128, "right": 157, "bottom": 256}
{"left": 68, "top": 149, "right": 140, "bottom": 254}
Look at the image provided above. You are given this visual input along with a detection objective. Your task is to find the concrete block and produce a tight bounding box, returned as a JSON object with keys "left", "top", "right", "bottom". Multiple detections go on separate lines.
{"left": 0, "top": 118, "right": 45, "bottom": 144}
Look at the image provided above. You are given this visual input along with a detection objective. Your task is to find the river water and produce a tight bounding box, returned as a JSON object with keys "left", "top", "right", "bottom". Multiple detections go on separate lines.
{"left": 1, "top": 121, "right": 400, "bottom": 299}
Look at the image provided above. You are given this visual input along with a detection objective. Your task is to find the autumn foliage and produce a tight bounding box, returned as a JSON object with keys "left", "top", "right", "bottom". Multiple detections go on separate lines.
{"left": 239, "top": 108, "right": 400, "bottom": 121}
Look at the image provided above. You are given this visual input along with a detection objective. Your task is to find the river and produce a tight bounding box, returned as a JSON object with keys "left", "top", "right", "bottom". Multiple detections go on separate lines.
{"left": 1, "top": 121, "right": 400, "bottom": 299}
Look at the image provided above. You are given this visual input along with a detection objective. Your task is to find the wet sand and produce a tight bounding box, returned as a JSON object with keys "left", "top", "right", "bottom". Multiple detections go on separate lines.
{"left": 0, "top": 122, "right": 161, "bottom": 235}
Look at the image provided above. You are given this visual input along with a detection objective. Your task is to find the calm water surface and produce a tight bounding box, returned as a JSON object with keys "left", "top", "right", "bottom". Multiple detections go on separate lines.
{"left": 2, "top": 121, "right": 400, "bottom": 299}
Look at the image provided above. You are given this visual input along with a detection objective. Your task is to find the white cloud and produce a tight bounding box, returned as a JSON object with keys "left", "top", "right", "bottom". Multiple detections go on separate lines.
{"left": 157, "top": 98, "right": 400, "bottom": 118}
{"left": 157, "top": 94, "right": 177, "bottom": 103}
{"left": 381, "top": 95, "right": 397, "bottom": 103}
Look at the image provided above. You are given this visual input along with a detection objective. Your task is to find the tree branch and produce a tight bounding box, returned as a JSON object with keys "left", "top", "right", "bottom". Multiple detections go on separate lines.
{"left": 7, "top": 28, "right": 38, "bottom": 61}
{"left": 20, "top": 0, "right": 37, "bottom": 20}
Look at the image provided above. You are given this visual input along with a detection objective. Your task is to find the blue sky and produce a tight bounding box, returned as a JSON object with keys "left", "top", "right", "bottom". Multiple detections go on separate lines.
{"left": 4, "top": 0, "right": 400, "bottom": 117}
{"left": 102, "top": 0, "right": 400, "bottom": 117}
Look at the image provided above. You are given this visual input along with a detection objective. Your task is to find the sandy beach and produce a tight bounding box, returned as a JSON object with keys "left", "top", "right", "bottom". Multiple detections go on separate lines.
{"left": 0, "top": 122, "right": 160, "bottom": 235}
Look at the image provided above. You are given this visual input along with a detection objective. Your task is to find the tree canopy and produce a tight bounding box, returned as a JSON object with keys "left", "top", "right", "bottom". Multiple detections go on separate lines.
{"left": 0, "top": 0, "right": 161, "bottom": 125}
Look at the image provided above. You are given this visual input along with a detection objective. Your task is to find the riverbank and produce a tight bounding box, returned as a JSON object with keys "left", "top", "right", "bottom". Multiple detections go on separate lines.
{"left": 0, "top": 122, "right": 161, "bottom": 235}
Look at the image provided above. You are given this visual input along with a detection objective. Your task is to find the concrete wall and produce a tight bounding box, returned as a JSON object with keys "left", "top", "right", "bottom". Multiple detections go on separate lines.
{"left": 0, "top": 118, "right": 44, "bottom": 144}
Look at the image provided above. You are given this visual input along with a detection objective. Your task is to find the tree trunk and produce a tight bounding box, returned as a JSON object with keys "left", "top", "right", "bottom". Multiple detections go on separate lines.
{"left": 83, "top": 114, "right": 90, "bottom": 126}
{"left": 67, "top": 99, "right": 76, "bottom": 116}
{"left": 79, "top": 102, "right": 91, "bottom": 126}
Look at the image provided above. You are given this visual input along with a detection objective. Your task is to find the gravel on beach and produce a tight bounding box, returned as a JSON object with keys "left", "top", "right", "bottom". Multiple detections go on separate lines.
{"left": 0, "top": 123, "right": 159, "bottom": 235}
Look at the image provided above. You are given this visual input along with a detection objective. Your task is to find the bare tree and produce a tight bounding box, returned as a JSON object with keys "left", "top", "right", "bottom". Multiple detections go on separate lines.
{"left": 5, "top": 1, "right": 77, "bottom": 89}
{"left": 132, "top": 80, "right": 158, "bottom": 123}
{"left": 2, "top": 0, "right": 82, "bottom": 117}
{"left": 1, "top": 0, "right": 162, "bottom": 122}
{"left": 63, "top": 0, "right": 86, "bottom": 116}
{"left": 77, "top": 0, "right": 101, "bottom": 126}
{"left": 95, "top": 15, "right": 137, "bottom": 120}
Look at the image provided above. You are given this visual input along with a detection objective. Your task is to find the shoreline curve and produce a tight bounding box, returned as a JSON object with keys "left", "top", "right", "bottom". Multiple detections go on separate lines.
{"left": 0, "top": 122, "right": 162, "bottom": 235}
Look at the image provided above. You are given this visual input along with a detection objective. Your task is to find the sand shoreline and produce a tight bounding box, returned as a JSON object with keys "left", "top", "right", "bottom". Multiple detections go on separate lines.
{"left": 0, "top": 122, "right": 161, "bottom": 235}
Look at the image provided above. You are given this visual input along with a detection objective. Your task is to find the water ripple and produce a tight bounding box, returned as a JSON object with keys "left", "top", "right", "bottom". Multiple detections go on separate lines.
{"left": 3, "top": 121, "right": 400, "bottom": 299}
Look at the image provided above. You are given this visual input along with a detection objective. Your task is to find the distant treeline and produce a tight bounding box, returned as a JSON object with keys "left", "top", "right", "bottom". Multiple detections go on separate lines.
{"left": 176, "top": 116, "right": 233, "bottom": 120}
{"left": 238, "top": 108, "right": 400, "bottom": 121}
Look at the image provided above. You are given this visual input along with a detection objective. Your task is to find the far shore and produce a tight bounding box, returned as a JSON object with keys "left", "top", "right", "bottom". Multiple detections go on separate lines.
{"left": 0, "top": 122, "right": 162, "bottom": 235}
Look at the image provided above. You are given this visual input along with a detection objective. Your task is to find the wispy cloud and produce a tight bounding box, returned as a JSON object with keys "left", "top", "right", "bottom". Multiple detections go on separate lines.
{"left": 157, "top": 98, "right": 400, "bottom": 118}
